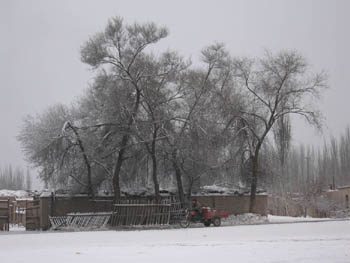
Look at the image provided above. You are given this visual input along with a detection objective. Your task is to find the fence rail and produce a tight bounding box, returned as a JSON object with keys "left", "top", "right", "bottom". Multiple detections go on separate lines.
{"left": 67, "top": 212, "right": 111, "bottom": 228}
{"left": 49, "top": 212, "right": 111, "bottom": 229}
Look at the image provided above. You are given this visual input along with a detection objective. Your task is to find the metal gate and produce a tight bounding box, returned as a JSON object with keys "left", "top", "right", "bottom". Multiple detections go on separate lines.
{"left": 0, "top": 199, "right": 9, "bottom": 231}
{"left": 25, "top": 200, "right": 40, "bottom": 230}
{"left": 111, "top": 197, "right": 183, "bottom": 227}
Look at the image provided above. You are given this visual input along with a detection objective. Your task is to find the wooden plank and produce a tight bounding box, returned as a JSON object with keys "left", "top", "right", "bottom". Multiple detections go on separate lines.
{"left": 25, "top": 200, "right": 40, "bottom": 231}
{"left": 130, "top": 200, "right": 135, "bottom": 225}
{"left": 26, "top": 205, "right": 40, "bottom": 210}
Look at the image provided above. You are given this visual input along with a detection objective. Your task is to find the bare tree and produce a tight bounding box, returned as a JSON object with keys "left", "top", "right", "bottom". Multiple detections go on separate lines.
{"left": 62, "top": 121, "right": 94, "bottom": 197}
{"left": 232, "top": 50, "right": 327, "bottom": 212}
{"left": 17, "top": 16, "right": 331, "bottom": 205}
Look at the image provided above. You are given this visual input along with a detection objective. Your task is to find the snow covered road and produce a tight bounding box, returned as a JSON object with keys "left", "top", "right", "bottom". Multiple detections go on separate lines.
{"left": 1, "top": 220, "right": 349, "bottom": 263}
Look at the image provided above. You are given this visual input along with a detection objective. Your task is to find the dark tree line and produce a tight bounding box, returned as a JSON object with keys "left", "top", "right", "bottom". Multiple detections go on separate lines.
{"left": 0, "top": 165, "right": 31, "bottom": 191}
{"left": 18, "top": 16, "right": 327, "bottom": 211}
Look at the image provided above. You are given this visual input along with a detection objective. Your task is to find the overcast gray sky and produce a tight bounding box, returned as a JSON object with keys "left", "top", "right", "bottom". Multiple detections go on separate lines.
{"left": 1, "top": 0, "right": 349, "bottom": 177}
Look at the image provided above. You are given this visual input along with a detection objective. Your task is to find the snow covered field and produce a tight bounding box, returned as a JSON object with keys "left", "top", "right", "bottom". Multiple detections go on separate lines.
{"left": 1, "top": 220, "right": 349, "bottom": 263}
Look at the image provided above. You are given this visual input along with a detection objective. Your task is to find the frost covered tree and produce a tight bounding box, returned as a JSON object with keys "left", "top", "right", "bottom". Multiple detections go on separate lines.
{"left": 80, "top": 16, "right": 169, "bottom": 201}
{"left": 18, "top": 104, "right": 98, "bottom": 196}
{"left": 18, "top": 105, "right": 70, "bottom": 189}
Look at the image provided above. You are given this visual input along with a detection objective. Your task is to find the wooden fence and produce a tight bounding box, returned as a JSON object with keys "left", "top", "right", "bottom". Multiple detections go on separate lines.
{"left": 10, "top": 200, "right": 26, "bottom": 225}
{"left": 25, "top": 200, "right": 40, "bottom": 230}
{"left": 23, "top": 194, "right": 268, "bottom": 230}
{"left": 111, "top": 197, "right": 184, "bottom": 227}
{"left": 0, "top": 199, "right": 9, "bottom": 231}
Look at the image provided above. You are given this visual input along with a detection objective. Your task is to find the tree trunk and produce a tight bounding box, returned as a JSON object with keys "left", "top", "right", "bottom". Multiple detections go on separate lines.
{"left": 68, "top": 123, "right": 94, "bottom": 198}
{"left": 112, "top": 90, "right": 141, "bottom": 202}
{"left": 112, "top": 135, "right": 128, "bottom": 202}
{"left": 85, "top": 160, "right": 94, "bottom": 198}
{"left": 249, "top": 154, "right": 258, "bottom": 213}
{"left": 187, "top": 177, "right": 194, "bottom": 200}
{"left": 112, "top": 153, "right": 123, "bottom": 202}
{"left": 172, "top": 150, "right": 185, "bottom": 205}
{"left": 150, "top": 128, "right": 160, "bottom": 200}
{"left": 151, "top": 153, "right": 160, "bottom": 199}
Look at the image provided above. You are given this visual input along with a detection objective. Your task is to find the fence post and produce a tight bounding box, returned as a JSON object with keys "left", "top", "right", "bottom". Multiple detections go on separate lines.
{"left": 25, "top": 200, "right": 27, "bottom": 230}
{"left": 7, "top": 199, "right": 10, "bottom": 231}
{"left": 50, "top": 192, "right": 55, "bottom": 217}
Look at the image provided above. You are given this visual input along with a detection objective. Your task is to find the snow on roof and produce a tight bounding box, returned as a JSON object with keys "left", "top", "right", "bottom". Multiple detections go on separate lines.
{"left": 40, "top": 190, "right": 53, "bottom": 198}
{"left": 326, "top": 185, "right": 350, "bottom": 192}
{"left": 0, "top": 189, "right": 31, "bottom": 199}
{"left": 201, "top": 185, "right": 236, "bottom": 194}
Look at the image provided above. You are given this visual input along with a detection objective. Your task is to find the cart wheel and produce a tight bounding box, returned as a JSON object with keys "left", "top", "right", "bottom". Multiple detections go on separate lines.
{"left": 204, "top": 220, "right": 211, "bottom": 227}
{"left": 180, "top": 219, "right": 190, "bottom": 228}
{"left": 213, "top": 217, "right": 221, "bottom": 227}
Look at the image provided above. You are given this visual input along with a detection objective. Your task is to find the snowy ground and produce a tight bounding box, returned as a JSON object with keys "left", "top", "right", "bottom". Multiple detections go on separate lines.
{"left": 1, "top": 220, "right": 349, "bottom": 263}
{"left": 267, "top": 215, "right": 331, "bottom": 223}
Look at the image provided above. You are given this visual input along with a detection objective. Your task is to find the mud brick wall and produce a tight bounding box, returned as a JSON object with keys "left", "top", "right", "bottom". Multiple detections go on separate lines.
{"left": 194, "top": 195, "right": 268, "bottom": 216}
{"left": 326, "top": 187, "right": 350, "bottom": 209}
{"left": 39, "top": 194, "right": 268, "bottom": 229}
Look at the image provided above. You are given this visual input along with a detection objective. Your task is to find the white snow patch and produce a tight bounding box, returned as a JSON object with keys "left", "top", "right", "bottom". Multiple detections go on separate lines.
{"left": 268, "top": 215, "right": 331, "bottom": 223}
{"left": 0, "top": 221, "right": 349, "bottom": 262}
{"left": 9, "top": 224, "right": 25, "bottom": 231}
{"left": 223, "top": 213, "right": 268, "bottom": 225}
{"left": 39, "top": 190, "right": 53, "bottom": 197}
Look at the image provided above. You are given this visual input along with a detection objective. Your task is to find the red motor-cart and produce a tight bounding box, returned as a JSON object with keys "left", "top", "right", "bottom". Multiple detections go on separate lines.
{"left": 180, "top": 206, "right": 229, "bottom": 228}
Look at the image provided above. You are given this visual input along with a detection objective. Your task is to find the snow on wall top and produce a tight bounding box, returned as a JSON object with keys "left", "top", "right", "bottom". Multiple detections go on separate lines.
{"left": 195, "top": 184, "right": 266, "bottom": 196}
{"left": 38, "top": 184, "right": 267, "bottom": 198}
{"left": 337, "top": 185, "right": 350, "bottom": 190}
